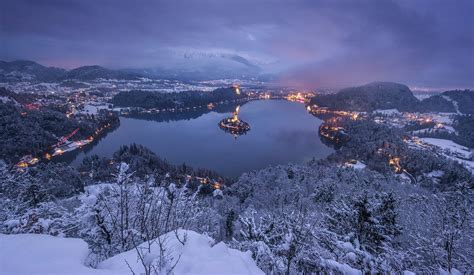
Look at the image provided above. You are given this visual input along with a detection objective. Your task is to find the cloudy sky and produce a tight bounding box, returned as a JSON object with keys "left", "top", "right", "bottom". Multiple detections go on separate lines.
{"left": 1, "top": 0, "right": 473, "bottom": 88}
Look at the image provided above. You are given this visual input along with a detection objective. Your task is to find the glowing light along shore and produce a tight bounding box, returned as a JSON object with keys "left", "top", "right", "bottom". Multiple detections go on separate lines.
{"left": 218, "top": 105, "right": 250, "bottom": 137}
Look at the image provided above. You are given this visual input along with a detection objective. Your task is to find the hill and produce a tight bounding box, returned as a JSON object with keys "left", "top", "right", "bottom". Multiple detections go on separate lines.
{"left": 419, "top": 90, "right": 474, "bottom": 114}
{"left": 65, "top": 65, "right": 140, "bottom": 81}
{"left": 0, "top": 60, "right": 141, "bottom": 82}
{"left": 0, "top": 60, "right": 66, "bottom": 82}
{"left": 0, "top": 58, "right": 266, "bottom": 82}
{"left": 310, "top": 82, "right": 419, "bottom": 112}
{"left": 441, "top": 90, "right": 474, "bottom": 114}
{"left": 310, "top": 82, "right": 474, "bottom": 114}
{"left": 418, "top": 94, "right": 456, "bottom": 113}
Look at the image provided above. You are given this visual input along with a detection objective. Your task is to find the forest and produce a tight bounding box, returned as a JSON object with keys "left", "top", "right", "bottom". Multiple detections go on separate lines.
{"left": 0, "top": 101, "right": 119, "bottom": 163}
{"left": 1, "top": 126, "right": 472, "bottom": 274}
{"left": 112, "top": 87, "right": 248, "bottom": 109}
{"left": 325, "top": 117, "right": 473, "bottom": 190}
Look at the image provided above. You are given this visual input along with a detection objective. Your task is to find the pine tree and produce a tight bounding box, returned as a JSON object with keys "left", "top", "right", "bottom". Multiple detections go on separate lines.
{"left": 225, "top": 209, "right": 236, "bottom": 239}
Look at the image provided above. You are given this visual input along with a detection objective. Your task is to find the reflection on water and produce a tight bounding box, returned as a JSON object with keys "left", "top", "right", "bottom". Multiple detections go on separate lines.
{"left": 66, "top": 100, "right": 333, "bottom": 177}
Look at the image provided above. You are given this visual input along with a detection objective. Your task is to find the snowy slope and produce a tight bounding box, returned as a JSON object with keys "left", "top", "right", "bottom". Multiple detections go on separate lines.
{"left": 0, "top": 96, "right": 19, "bottom": 105}
{"left": 0, "top": 233, "right": 111, "bottom": 275}
{"left": 0, "top": 230, "right": 263, "bottom": 275}
{"left": 420, "top": 138, "right": 474, "bottom": 174}
{"left": 442, "top": 95, "right": 461, "bottom": 114}
{"left": 420, "top": 138, "right": 471, "bottom": 159}
{"left": 373, "top": 109, "right": 401, "bottom": 115}
{"left": 100, "top": 229, "right": 264, "bottom": 275}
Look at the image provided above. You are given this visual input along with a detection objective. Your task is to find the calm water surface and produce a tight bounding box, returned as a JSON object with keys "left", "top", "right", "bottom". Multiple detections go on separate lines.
{"left": 70, "top": 100, "right": 333, "bottom": 177}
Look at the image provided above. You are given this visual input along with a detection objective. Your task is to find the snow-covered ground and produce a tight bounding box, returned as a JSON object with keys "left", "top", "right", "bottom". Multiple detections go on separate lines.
{"left": 373, "top": 109, "right": 400, "bottom": 115}
{"left": 411, "top": 125, "right": 455, "bottom": 135}
{"left": 0, "top": 95, "right": 20, "bottom": 106}
{"left": 420, "top": 138, "right": 471, "bottom": 159}
{"left": 429, "top": 113, "right": 455, "bottom": 124}
{"left": 80, "top": 103, "right": 110, "bottom": 115}
{"left": 321, "top": 259, "right": 361, "bottom": 275}
{"left": 424, "top": 170, "right": 445, "bottom": 185}
{"left": 420, "top": 138, "right": 474, "bottom": 174}
{"left": 100, "top": 229, "right": 263, "bottom": 275}
{"left": 0, "top": 233, "right": 105, "bottom": 275}
{"left": 343, "top": 160, "right": 366, "bottom": 170}
{"left": 0, "top": 230, "right": 263, "bottom": 275}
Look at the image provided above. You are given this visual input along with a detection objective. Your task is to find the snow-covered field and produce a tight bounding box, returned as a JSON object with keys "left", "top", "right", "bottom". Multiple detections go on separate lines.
{"left": 429, "top": 113, "right": 455, "bottom": 124}
{"left": 420, "top": 138, "right": 471, "bottom": 159}
{"left": 0, "top": 233, "right": 102, "bottom": 275}
{"left": 420, "top": 138, "right": 474, "bottom": 173}
{"left": 373, "top": 109, "right": 400, "bottom": 115}
{"left": 0, "top": 230, "right": 263, "bottom": 275}
{"left": 343, "top": 160, "right": 366, "bottom": 170}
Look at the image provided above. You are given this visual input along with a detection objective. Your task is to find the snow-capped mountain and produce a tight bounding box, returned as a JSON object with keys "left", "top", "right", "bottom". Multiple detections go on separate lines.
{"left": 127, "top": 51, "right": 267, "bottom": 81}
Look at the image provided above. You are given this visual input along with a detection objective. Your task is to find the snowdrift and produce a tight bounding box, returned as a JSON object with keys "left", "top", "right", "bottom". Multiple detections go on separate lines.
{"left": 0, "top": 230, "right": 263, "bottom": 275}
{"left": 0, "top": 233, "right": 103, "bottom": 275}
{"left": 99, "top": 229, "right": 263, "bottom": 274}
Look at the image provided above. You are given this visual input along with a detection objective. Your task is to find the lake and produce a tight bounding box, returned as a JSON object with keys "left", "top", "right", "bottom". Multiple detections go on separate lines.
{"left": 69, "top": 100, "right": 333, "bottom": 177}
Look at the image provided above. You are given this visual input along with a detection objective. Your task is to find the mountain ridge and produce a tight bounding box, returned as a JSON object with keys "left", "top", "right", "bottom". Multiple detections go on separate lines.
{"left": 310, "top": 82, "right": 420, "bottom": 112}
{"left": 0, "top": 59, "right": 266, "bottom": 82}
{"left": 0, "top": 60, "right": 141, "bottom": 82}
